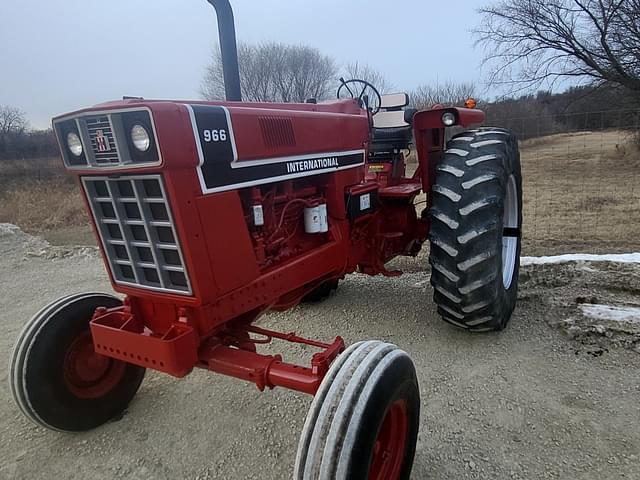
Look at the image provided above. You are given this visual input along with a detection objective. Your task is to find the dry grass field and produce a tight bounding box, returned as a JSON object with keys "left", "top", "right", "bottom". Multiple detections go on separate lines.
{"left": 0, "top": 180, "right": 85, "bottom": 230}
{"left": 520, "top": 130, "right": 639, "bottom": 255}
{"left": 0, "top": 158, "right": 92, "bottom": 244}
{"left": 0, "top": 129, "right": 638, "bottom": 254}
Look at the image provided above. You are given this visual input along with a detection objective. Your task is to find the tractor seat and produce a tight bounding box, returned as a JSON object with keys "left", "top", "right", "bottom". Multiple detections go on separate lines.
{"left": 371, "top": 93, "right": 416, "bottom": 152}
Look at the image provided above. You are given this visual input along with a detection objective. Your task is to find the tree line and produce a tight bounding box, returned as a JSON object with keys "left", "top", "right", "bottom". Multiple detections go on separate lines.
{"left": 0, "top": 106, "right": 58, "bottom": 161}
{"left": 484, "top": 84, "right": 640, "bottom": 139}
{"left": 200, "top": 41, "right": 478, "bottom": 108}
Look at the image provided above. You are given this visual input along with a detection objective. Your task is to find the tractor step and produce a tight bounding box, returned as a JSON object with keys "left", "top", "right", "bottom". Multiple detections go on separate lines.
{"left": 378, "top": 182, "right": 422, "bottom": 198}
{"left": 90, "top": 305, "right": 345, "bottom": 394}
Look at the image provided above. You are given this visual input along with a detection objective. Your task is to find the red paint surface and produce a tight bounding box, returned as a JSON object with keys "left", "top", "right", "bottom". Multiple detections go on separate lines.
{"left": 59, "top": 98, "right": 483, "bottom": 391}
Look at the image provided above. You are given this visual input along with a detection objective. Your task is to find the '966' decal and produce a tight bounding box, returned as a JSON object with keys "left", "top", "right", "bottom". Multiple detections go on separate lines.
{"left": 202, "top": 129, "right": 228, "bottom": 142}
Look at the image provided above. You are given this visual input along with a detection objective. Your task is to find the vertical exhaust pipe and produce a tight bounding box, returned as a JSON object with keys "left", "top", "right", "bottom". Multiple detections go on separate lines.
{"left": 205, "top": 0, "right": 242, "bottom": 101}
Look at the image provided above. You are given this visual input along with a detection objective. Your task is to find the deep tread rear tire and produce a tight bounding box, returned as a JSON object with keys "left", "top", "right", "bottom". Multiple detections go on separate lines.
{"left": 301, "top": 279, "right": 339, "bottom": 303}
{"left": 294, "top": 340, "right": 420, "bottom": 479}
{"left": 9, "top": 293, "right": 146, "bottom": 431}
{"left": 429, "top": 127, "right": 522, "bottom": 331}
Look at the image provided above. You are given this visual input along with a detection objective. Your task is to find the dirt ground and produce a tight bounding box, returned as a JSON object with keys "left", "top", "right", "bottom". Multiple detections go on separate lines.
{"left": 1, "top": 225, "right": 639, "bottom": 480}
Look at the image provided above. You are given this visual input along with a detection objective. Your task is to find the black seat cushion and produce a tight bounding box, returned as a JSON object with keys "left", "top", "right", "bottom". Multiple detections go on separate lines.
{"left": 371, "top": 126, "right": 413, "bottom": 152}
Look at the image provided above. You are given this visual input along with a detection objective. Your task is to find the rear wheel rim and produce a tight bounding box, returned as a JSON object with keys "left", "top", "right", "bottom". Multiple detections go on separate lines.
{"left": 502, "top": 174, "right": 519, "bottom": 289}
{"left": 63, "top": 331, "right": 126, "bottom": 399}
{"left": 369, "top": 399, "right": 409, "bottom": 480}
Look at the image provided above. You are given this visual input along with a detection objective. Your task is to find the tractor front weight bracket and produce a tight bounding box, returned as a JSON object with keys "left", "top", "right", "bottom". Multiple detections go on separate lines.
{"left": 198, "top": 326, "right": 345, "bottom": 395}
{"left": 90, "top": 303, "right": 345, "bottom": 395}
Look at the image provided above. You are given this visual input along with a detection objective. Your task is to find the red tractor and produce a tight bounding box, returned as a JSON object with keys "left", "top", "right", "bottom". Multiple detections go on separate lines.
{"left": 9, "top": 1, "right": 522, "bottom": 478}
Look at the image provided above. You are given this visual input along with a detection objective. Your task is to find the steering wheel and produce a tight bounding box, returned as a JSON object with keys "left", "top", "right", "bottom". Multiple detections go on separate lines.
{"left": 337, "top": 78, "right": 382, "bottom": 115}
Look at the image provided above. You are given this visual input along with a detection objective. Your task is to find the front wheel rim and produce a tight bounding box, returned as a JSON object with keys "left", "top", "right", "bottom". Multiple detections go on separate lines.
{"left": 369, "top": 399, "right": 409, "bottom": 480}
{"left": 63, "top": 331, "right": 126, "bottom": 399}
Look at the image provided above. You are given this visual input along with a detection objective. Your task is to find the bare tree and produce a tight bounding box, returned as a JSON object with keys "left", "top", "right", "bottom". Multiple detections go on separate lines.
{"left": 201, "top": 42, "right": 337, "bottom": 102}
{"left": 409, "top": 81, "right": 477, "bottom": 109}
{"left": 0, "top": 105, "right": 28, "bottom": 135}
{"left": 477, "top": 0, "right": 640, "bottom": 93}
{"left": 343, "top": 62, "right": 393, "bottom": 94}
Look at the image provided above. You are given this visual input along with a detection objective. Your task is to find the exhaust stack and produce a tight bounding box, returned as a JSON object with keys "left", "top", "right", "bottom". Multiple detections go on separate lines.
{"left": 206, "top": 0, "right": 242, "bottom": 101}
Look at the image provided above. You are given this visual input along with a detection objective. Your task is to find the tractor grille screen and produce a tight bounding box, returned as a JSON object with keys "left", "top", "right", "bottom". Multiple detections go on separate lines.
{"left": 82, "top": 175, "right": 192, "bottom": 295}
{"left": 86, "top": 116, "right": 119, "bottom": 165}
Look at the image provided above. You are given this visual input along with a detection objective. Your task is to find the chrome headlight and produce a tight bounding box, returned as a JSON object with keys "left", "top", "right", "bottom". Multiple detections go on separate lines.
{"left": 442, "top": 112, "right": 456, "bottom": 127}
{"left": 66, "top": 132, "right": 83, "bottom": 157}
{"left": 131, "top": 124, "right": 150, "bottom": 152}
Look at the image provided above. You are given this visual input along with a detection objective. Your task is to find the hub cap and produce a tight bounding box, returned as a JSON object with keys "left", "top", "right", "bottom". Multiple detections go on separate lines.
{"left": 63, "top": 331, "right": 126, "bottom": 399}
{"left": 369, "top": 399, "right": 409, "bottom": 479}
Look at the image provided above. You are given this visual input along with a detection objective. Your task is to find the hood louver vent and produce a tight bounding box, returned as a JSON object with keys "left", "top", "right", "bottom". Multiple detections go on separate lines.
{"left": 259, "top": 116, "right": 296, "bottom": 148}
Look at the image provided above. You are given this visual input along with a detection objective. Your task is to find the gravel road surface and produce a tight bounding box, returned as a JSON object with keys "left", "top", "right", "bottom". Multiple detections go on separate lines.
{"left": 1, "top": 225, "right": 639, "bottom": 480}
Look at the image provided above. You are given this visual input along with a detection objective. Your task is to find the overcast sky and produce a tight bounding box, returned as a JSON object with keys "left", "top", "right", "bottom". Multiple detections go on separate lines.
{"left": 0, "top": 0, "right": 488, "bottom": 129}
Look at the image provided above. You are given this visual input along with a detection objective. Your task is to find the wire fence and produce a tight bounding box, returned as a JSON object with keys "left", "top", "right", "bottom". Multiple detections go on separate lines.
{"left": 489, "top": 108, "right": 640, "bottom": 140}
{"left": 511, "top": 110, "right": 640, "bottom": 255}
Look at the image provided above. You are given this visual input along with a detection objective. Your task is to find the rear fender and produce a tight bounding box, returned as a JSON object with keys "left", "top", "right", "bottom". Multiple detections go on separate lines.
{"left": 412, "top": 107, "right": 485, "bottom": 194}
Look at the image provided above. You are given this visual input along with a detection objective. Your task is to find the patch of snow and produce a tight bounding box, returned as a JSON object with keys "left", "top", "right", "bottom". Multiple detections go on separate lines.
{"left": 29, "top": 245, "right": 100, "bottom": 260}
{"left": 521, "top": 253, "right": 640, "bottom": 265}
{"left": 0, "top": 223, "right": 97, "bottom": 260}
{"left": 0, "top": 223, "right": 21, "bottom": 236}
{"left": 580, "top": 304, "right": 640, "bottom": 325}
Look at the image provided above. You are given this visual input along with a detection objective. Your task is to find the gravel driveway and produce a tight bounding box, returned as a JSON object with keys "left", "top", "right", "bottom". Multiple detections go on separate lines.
{"left": 1, "top": 225, "right": 639, "bottom": 480}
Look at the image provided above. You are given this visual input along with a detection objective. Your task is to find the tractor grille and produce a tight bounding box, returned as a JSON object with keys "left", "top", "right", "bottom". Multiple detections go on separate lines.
{"left": 86, "top": 116, "right": 119, "bottom": 165}
{"left": 82, "top": 175, "right": 192, "bottom": 295}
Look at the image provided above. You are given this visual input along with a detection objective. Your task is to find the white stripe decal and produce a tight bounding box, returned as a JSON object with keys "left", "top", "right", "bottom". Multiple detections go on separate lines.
{"left": 230, "top": 149, "right": 366, "bottom": 169}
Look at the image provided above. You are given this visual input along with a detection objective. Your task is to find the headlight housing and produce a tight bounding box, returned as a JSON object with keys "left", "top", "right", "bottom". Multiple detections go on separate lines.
{"left": 53, "top": 109, "right": 159, "bottom": 168}
{"left": 442, "top": 112, "right": 456, "bottom": 127}
{"left": 66, "top": 132, "right": 83, "bottom": 157}
{"left": 131, "top": 124, "right": 150, "bottom": 152}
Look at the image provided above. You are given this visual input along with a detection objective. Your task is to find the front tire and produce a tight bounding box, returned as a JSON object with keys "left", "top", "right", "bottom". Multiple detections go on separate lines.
{"left": 429, "top": 128, "right": 522, "bottom": 331}
{"left": 9, "top": 293, "right": 146, "bottom": 431}
{"left": 294, "top": 341, "right": 420, "bottom": 480}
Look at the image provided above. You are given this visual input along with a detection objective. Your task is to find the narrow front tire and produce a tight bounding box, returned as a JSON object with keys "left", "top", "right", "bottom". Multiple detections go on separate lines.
{"left": 9, "top": 293, "right": 146, "bottom": 431}
{"left": 295, "top": 340, "right": 420, "bottom": 479}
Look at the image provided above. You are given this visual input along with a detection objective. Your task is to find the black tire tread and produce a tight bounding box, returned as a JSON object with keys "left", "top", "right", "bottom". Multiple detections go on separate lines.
{"left": 429, "top": 127, "right": 522, "bottom": 331}
{"left": 9, "top": 293, "right": 145, "bottom": 432}
{"left": 301, "top": 279, "right": 339, "bottom": 303}
{"left": 294, "top": 340, "right": 419, "bottom": 480}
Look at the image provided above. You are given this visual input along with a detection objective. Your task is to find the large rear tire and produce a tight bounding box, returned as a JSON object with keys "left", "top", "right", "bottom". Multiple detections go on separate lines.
{"left": 9, "top": 293, "right": 146, "bottom": 431}
{"left": 294, "top": 340, "right": 420, "bottom": 480}
{"left": 429, "top": 127, "right": 522, "bottom": 331}
{"left": 301, "top": 279, "right": 339, "bottom": 303}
